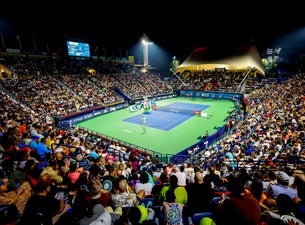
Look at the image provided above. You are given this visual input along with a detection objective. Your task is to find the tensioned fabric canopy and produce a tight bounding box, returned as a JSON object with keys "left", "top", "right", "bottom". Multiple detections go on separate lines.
{"left": 176, "top": 43, "right": 265, "bottom": 76}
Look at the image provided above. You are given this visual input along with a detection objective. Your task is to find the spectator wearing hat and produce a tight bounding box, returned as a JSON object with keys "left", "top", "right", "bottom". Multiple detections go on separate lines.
{"left": 264, "top": 171, "right": 301, "bottom": 209}
{"left": 28, "top": 135, "right": 40, "bottom": 149}
{"left": 35, "top": 137, "right": 52, "bottom": 162}
{"left": 54, "top": 147, "right": 64, "bottom": 163}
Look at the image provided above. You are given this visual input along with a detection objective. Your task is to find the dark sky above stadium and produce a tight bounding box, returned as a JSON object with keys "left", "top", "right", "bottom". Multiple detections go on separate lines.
{"left": 1, "top": 6, "right": 305, "bottom": 74}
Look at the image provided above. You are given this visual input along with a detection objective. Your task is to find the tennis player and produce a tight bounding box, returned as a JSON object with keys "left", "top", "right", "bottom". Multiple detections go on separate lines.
{"left": 141, "top": 115, "right": 147, "bottom": 126}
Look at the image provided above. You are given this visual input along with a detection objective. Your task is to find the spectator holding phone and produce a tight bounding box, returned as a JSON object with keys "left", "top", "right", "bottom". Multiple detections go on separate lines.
{"left": 19, "top": 173, "right": 65, "bottom": 225}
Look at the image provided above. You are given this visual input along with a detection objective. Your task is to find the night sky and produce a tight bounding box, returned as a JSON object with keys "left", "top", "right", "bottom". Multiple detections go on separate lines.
{"left": 1, "top": 9, "right": 305, "bottom": 75}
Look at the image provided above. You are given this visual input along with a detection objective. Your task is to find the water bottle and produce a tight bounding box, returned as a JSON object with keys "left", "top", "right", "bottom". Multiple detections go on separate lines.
{"left": 155, "top": 217, "right": 159, "bottom": 225}
{"left": 188, "top": 216, "right": 194, "bottom": 225}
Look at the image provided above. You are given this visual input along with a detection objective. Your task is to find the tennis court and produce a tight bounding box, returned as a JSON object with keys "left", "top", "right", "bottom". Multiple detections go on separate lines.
{"left": 76, "top": 97, "right": 235, "bottom": 155}
{"left": 123, "top": 102, "right": 209, "bottom": 131}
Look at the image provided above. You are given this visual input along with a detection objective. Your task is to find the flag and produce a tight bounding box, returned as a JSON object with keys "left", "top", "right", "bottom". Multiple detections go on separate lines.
{"left": 33, "top": 36, "right": 36, "bottom": 52}
{"left": 0, "top": 33, "right": 5, "bottom": 49}
{"left": 16, "top": 34, "right": 22, "bottom": 50}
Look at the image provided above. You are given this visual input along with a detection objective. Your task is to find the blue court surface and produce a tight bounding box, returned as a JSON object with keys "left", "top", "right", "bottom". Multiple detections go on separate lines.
{"left": 123, "top": 102, "right": 209, "bottom": 131}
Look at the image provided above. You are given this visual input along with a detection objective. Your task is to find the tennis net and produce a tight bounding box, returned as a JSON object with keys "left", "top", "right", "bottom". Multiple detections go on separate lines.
{"left": 155, "top": 106, "right": 199, "bottom": 115}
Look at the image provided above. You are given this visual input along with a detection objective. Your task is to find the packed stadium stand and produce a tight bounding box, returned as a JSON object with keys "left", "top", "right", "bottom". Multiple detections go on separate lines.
{"left": 0, "top": 50, "right": 304, "bottom": 225}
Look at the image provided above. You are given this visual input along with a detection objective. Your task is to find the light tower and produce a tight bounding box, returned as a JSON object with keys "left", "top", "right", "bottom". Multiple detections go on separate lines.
{"left": 267, "top": 48, "right": 281, "bottom": 70}
{"left": 142, "top": 34, "right": 153, "bottom": 69}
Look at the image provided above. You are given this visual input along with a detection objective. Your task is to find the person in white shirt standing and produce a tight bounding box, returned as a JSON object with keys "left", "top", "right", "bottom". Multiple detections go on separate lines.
{"left": 170, "top": 165, "right": 186, "bottom": 187}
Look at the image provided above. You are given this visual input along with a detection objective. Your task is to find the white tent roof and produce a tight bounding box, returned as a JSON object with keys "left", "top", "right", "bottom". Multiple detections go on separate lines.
{"left": 176, "top": 44, "right": 265, "bottom": 75}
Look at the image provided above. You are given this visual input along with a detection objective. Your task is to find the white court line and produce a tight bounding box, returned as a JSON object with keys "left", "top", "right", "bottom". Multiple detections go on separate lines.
{"left": 124, "top": 129, "right": 132, "bottom": 133}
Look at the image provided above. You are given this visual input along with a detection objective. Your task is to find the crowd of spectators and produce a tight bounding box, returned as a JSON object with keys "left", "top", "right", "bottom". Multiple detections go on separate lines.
{"left": 0, "top": 54, "right": 304, "bottom": 225}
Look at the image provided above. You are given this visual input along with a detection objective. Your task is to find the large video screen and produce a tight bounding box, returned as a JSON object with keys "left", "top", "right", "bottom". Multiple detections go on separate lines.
{"left": 66, "top": 41, "right": 90, "bottom": 57}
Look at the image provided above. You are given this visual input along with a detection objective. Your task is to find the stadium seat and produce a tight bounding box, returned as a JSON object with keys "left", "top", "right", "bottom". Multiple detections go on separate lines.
{"left": 192, "top": 211, "right": 214, "bottom": 225}
{"left": 140, "top": 197, "right": 155, "bottom": 208}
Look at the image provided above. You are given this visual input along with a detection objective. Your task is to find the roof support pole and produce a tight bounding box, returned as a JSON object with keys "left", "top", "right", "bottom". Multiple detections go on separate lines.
{"left": 170, "top": 68, "right": 187, "bottom": 87}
